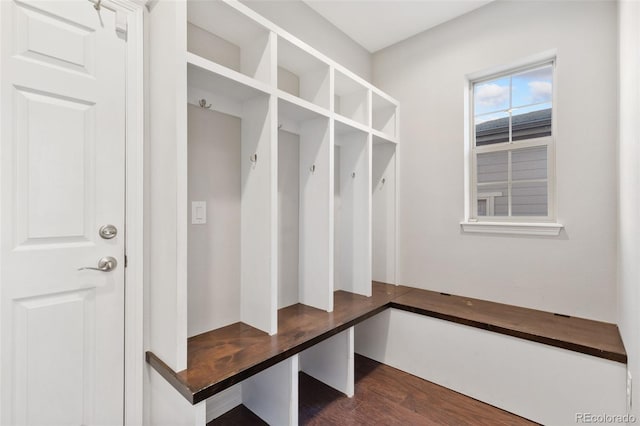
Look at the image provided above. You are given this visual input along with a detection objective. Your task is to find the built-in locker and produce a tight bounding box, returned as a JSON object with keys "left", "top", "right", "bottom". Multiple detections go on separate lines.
{"left": 334, "top": 122, "right": 372, "bottom": 296}
{"left": 372, "top": 138, "right": 397, "bottom": 284}
{"left": 148, "top": 1, "right": 400, "bottom": 424}
{"left": 186, "top": 0, "right": 278, "bottom": 336}
{"left": 278, "top": 97, "right": 333, "bottom": 312}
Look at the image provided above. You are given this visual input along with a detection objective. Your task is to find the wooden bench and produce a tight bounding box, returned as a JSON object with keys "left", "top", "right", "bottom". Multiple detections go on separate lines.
{"left": 147, "top": 281, "right": 626, "bottom": 411}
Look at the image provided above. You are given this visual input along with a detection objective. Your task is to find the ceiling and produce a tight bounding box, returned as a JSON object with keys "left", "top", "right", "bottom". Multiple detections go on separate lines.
{"left": 303, "top": 0, "right": 494, "bottom": 52}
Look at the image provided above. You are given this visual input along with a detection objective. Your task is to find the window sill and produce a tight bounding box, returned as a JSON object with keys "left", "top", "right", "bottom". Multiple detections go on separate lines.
{"left": 460, "top": 221, "right": 564, "bottom": 236}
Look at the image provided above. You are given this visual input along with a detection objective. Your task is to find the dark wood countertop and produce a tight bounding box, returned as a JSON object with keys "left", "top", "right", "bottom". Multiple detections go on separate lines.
{"left": 146, "top": 281, "right": 626, "bottom": 405}
{"left": 390, "top": 288, "right": 626, "bottom": 364}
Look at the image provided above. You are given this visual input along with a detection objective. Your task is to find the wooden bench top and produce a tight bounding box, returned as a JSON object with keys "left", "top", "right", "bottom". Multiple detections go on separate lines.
{"left": 146, "top": 281, "right": 626, "bottom": 404}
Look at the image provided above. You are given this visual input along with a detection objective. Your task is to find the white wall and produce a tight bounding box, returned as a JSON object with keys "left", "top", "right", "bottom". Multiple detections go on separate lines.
{"left": 373, "top": 1, "right": 618, "bottom": 322}
{"left": 241, "top": 0, "right": 372, "bottom": 82}
{"left": 618, "top": 0, "right": 640, "bottom": 417}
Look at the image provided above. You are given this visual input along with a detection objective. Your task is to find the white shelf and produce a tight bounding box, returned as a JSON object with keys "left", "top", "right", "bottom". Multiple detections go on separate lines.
{"left": 187, "top": 0, "right": 272, "bottom": 84}
{"left": 278, "top": 95, "right": 329, "bottom": 137}
{"left": 334, "top": 114, "right": 369, "bottom": 136}
{"left": 278, "top": 90, "right": 330, "bottom": 118}
{"left": 187, "top": 52, "right": 271, "bottom": 99}
{"left": 187, "top": 52, "right": 271, "bottom": 118}
{"left": 372, "top": 129, "right": 399, "bottom": 145}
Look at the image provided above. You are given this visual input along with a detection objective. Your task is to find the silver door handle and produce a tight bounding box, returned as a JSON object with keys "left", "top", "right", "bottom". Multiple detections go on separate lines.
{"left": 78, "top": 256, "right": 118, "bottom": 272}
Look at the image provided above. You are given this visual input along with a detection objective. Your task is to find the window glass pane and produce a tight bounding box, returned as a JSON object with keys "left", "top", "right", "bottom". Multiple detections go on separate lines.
{"left": 512, "top": 181, "right": 548, "bottom": 216}
{"left": 512, "top": 146, "right": 547, "bottom": 181}
{"left": 475, "top": 111, "right": 509, "bottom": 146}
{"left": 512, "top": 65, "right": 553, "bottom": 108}
{"left": 477, "top": 199, "right": 487, "bottom": 216}
{"left": 477, "top": 151, "right": 508, "bottom": 183}
{"left": 476, "top": 183, "right": 508, "bottom": 216}
{"left": 474, "top": 76, "right": 510, "bottom": 116}
{"left": 511, "top": 103, "right": 552, "bottom": 141}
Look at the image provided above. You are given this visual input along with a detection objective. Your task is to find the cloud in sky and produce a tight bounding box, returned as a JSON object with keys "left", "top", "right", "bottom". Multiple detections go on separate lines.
{"left": 475, "top": 83, "right": 509, "bottom": 109}
{"left": 529, "top": 81, "right": 552, "bottom": 103}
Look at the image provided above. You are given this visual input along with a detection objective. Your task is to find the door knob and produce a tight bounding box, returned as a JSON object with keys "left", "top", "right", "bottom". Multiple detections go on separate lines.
{"left": 99, "top": 224, "right": 118, "bottom": 239}
{"left": 78, "top": 256, "right": 118, "bottom": 272}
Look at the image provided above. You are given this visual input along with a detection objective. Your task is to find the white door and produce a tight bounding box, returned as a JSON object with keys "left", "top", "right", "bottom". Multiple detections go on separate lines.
{"left": 0, "top": 1, "right": 126, "bottom": 425}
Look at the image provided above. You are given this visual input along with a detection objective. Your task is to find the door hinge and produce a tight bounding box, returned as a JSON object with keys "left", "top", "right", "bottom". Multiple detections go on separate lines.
{"left": 124, "top": 255, "right": 128, "bottom": 268}
{"left": 115, "top": 10, "right": 128, "bottom": 36}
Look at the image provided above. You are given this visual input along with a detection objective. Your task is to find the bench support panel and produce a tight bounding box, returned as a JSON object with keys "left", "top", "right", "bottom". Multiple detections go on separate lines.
{"left": 300, "top": 327, "right": 355, "bottom": 397}
{"left": 243, "top": 355, "right": 299, "bottom": 425}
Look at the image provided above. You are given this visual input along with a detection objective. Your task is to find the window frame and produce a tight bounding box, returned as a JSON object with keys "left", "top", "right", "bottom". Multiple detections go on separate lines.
{"left": 467, "top": 57, "right": 559, "bottom": 227}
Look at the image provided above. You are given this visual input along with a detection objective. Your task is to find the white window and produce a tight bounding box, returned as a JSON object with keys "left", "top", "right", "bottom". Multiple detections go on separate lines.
{"left": 464, "top": 58, "right": 562, "bottom": 235}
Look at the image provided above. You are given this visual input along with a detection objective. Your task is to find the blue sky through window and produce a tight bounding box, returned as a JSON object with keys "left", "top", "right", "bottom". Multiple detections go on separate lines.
{"left": 474, "top": 64, "right": 553, "bottom": 118}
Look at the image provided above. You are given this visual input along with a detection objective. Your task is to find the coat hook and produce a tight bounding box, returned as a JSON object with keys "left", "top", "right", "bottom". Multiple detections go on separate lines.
{"left": 278, "top": 124, "right": 283, "bottom": 130}
{"left": 199, "top": 99, "right": 211, "bottom": 109}
{"left": 250, "top": 153, "right": 258, "bottom": 164}
{"left": 310, "top": 164, "right": 316, "bottom": 173}
{"left": 94, "top": 0, "right": 102, "bottom": 10}
{"left": 380, "top": 177, "right": 386, "bottom": 188}
{"left": 352, "top": 172, "right": 356, "bottom": 178}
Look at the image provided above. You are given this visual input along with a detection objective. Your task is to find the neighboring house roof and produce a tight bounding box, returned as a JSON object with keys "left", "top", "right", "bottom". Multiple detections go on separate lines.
{"left": 476, "top": 108, "right": 551, "bottom": 145}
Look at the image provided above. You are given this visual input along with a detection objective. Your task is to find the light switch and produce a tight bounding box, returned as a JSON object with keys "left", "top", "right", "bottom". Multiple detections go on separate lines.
{"left": 191, "top": 201, "right": 206, "bottom": 224}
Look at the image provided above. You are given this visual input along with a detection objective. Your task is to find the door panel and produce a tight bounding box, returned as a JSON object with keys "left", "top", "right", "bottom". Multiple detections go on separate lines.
{"left": 14, "top": 290, "right": 95, "bottom": 426}
{"left": 15, "top": 86, "right": 96, "bottom": 245}
{"left": 1, "top": 1, "right": 126, "bottom": 425}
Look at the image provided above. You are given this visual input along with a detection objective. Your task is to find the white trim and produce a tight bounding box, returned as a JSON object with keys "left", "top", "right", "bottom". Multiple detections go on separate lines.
{"left": 460, "top": 221, "right": 563, "bottom": 236}
{"left": 393, "top": 105, "right": 400, "bottom": 284}
{"left": 466, "top": 49, "right": 558, "bottom": 82}
{"left": 112, "top": 1, "right": 146, "bottom": 425}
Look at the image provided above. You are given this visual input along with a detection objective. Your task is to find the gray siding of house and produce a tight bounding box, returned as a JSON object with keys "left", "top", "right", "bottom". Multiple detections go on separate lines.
{"left": 477, "top": 146, "right": 547, "bottom": 216}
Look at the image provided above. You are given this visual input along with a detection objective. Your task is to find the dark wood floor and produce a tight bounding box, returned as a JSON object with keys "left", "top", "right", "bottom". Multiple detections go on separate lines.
{"left": 209, "top": 354, "right": 537, "bottom": 425}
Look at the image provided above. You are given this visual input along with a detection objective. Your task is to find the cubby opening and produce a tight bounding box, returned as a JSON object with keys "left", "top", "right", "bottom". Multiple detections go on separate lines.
{"left": 278, "top": 98, "right": 333, "bottom": 312}
{"left": 277, "top": 37, "right": 331, "bottom": 110}
{"left": 187, "top": 0, "right": 272, "bottom": 84}
{"left": 334, "top": 122, "right": 371, "bottom": 296}
{"left": 299, "top": 327, "right": 354, "bottom": 397}
{"left": 372, "top": 138, "right": 397, "bottom": 284}
{"left": 372, "top": 92, "right": 397, "bottom": 138}
{"left": 334, "top": 69, "right": 370, "bottom": 127}
{"left": 187, "top": 104, "right": 241, "bottom": 337}
{"left": 206, "top": 356, "right": 299, "bottom": 425}
{"left": 187, "top": 65, "right": 276, "bottom": 336}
